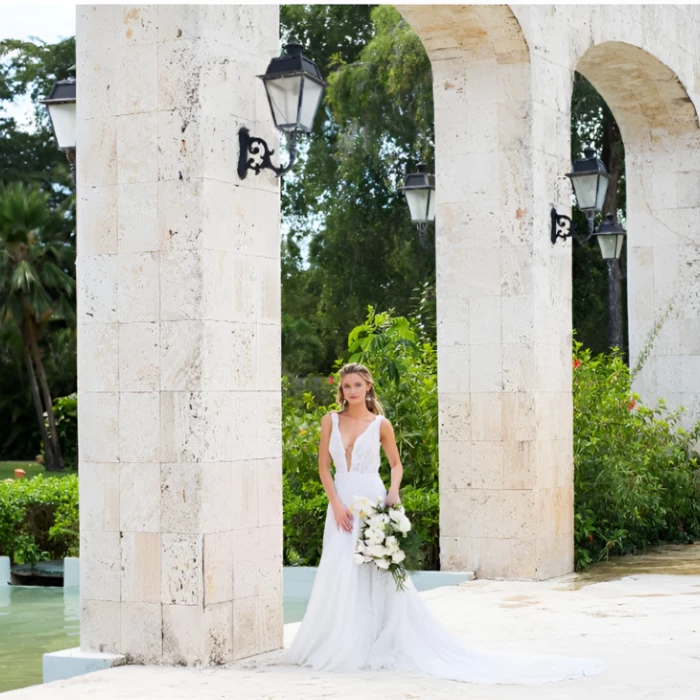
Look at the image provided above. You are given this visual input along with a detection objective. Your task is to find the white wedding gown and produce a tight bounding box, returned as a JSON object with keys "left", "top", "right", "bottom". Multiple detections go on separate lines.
{"left": 280, "top": 411, "right": 604, "bottom": 684}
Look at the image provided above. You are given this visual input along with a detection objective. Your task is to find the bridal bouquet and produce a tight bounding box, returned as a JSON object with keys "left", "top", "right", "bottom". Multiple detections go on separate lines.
{"left": 350, "top": 495, "right": 418, "bottom": 592}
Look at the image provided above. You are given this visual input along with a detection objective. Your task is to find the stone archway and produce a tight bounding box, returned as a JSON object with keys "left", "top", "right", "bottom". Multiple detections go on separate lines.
{"left": 399, "top": 6, "right": 575, "bottom": 581}
{"left": 575, "top": 42, "right": 700, "bottom": 428}
{"left": 75, "top": 3, "right": 700, "bottom": 671}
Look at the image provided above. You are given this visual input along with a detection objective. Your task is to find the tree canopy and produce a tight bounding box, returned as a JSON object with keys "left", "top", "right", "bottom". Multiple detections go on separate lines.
{"left": 280, "top": 6, "right": 624, "bottom": 375}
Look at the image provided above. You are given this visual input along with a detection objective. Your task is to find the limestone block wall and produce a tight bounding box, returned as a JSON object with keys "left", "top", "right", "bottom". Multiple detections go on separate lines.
{"left": 76, "top": 5, "right": 282, "bottom": 664}
{"left": 398, "top": 6, "right": 575, "bottom": 580}
{"left": 399, "top": 4, "right": 700, "bottom": 580}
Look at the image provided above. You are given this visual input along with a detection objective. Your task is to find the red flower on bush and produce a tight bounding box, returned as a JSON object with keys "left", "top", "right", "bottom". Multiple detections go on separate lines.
{"left": 627, "top": 400, "right": 636, "bottom": 411}
{"left": 588, "top": 534, "right": 594, "bottom": 542}
{"left": 328, "top": 376, "right": 334, "bottom": 384}
{"left": 573, "top": 359, "right": 582, "bottom": 370}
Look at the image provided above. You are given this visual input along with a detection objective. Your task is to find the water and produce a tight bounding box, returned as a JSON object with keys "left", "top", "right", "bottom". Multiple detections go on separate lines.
{"left": 0, "top": 568, "right": 472, "bottom": 694}
{"left": 0, "top": 586, "right": 80, "bottom": 693}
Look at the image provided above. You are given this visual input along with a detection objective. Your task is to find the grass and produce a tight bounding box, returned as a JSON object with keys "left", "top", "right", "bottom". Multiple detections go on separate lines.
{"left": 0, "top": 461, "right": 74, "bottom": 481}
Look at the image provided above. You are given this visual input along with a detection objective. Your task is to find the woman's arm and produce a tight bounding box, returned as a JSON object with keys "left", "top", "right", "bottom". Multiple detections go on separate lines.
{"left": 380, "top": 417, "right": 404, "bottom": 506}
{"left": 318, "top": 413, "right": 353, "bottom": 532}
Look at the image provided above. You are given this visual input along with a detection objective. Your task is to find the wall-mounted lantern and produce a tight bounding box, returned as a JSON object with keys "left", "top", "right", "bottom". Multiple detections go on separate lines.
{"left": 400, "top": 163, "right": 435, "bottom": 249}
{"left": 40, "top": 68, "right": 77, "bottom": 183}
{"left": 238, "top": 40, "right": 328, "bottom": 180}
{"left": 551, "top": 146, "right": 611, "bottom": 244}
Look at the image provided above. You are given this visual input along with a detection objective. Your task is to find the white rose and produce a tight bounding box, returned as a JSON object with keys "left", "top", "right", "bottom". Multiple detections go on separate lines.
{"left": 355, "top": 496, "right": 377, "bottom": 519}
{"left": 354, "top": 553, "right": 366, "bottom": 565}
{"left": 391, "top": 550, "right": 406, "bottom": 564}
{"left": 368, "top": 544, "right": 387, "bottom": 558}
{"left": 367, "top": 524, "right": 385, "bottom": 540}
{"left": 389, "top": 508, "right": 404, "bottom": 523}
{"left": 398, "top": 516, "right": 411, "bottom": 533}
{"left": 378, "top": 513, "right": 390, "bottom": 524}
{"left": 385, "top": 536, "right": 399, "bottom": 552}
{"left": 375, "top": 558, "right": 391, "bottom": 570}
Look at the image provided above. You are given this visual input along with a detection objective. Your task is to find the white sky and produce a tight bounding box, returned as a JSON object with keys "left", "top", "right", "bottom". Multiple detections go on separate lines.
{"left": 0, "top": 4, "right": 76, "bottom": 128}
{"left": 0, "top": 4, "right": 76, "bottom": 43}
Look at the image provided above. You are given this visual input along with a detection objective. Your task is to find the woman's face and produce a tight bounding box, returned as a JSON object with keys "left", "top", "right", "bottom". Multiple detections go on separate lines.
{"left": 341, "top": 373, "right": 371, "bottom": 405}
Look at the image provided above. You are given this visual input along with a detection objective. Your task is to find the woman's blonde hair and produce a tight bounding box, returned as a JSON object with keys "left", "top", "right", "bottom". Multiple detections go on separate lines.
{"left": 335, "top": 362, "right": 384, "bottom": 416}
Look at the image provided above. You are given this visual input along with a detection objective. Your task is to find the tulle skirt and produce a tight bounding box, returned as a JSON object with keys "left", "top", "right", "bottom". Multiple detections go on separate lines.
{"left": 280, "top": 472, "right": 605, "bottom": 685}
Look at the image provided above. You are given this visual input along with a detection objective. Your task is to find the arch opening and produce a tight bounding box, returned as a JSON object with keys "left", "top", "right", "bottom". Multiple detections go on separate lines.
{"left": 576, "top": 41, "right": 699, "bottom": 146}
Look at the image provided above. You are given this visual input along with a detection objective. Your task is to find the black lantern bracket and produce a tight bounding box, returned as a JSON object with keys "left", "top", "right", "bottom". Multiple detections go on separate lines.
{"left": 238, "top": 127, "right": 298, "bottom": 179}
{"left": 550, "top": 207, "right": 596, "bottom": 245}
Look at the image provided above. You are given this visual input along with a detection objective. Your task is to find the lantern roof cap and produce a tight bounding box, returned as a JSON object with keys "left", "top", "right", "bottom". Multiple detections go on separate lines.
{"left": 596, "top": 212, "right": 626, "bottom": 235}
{"left": 401, "top": 163, "right": 435, "bottom": 191}
{"left": 258, "top": 39, "right": 328, "bottom": 86}
{"left": 40, "top": 77, "right": 76, "bottom": 105}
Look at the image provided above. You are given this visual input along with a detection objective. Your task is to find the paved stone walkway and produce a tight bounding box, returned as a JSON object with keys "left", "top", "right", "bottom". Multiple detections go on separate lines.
{"left": 5, "top": 545, "right": 700, "bottom": 699}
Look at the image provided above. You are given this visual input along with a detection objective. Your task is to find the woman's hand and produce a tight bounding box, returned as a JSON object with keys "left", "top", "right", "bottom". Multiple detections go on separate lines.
{"left": 385, "top": 489, "right": 401, "bottom": 507}
{"left": 332, "top": 500, "right": 354, "bottom": 532}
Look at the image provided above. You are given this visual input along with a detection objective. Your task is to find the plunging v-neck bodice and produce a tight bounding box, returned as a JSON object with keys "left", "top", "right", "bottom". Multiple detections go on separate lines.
{"left": 330, "top": 412, "right": 383, "bottom": 474}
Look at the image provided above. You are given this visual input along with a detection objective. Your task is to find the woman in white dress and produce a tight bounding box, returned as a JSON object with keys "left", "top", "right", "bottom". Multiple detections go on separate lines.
{"left": 281, "top": 362, "right": 604, "bottom": 684}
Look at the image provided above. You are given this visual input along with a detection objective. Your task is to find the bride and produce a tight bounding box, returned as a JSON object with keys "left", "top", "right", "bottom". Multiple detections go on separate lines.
{"left": 281, "top": 362, "right": 604, "bottom": 684}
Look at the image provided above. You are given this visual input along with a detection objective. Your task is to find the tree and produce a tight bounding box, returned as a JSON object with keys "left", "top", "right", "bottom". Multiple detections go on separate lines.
{"left": 570, "top": 73, "right": 627, "bottom": 358}
{"left": 0, "top": 36, "right": 76, "bottom": 197}
{"left": 0, "top": 37, "right": 77, "bottom": 461}
{"left": 0, "top": 182, "right": 75, "bottom": 470}
{"left": 281, "top": 7, "right": 628, "bottom": 377}
{"left": 280, "top": 6, "right": 436, "bottom": 374}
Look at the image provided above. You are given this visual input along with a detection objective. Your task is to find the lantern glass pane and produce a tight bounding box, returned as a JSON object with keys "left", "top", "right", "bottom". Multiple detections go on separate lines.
{"left": 595, "top": 175, "right": 610, "bottom": 211}
{"left": 405, "top": 189, "right": 431, "bottom": 223}
{"left": 615, "top": 233, "right": 626, "bottom": 259}
{"left": 298, "top": 78, "right": 324, "bottom": 132}
{"left": 49, "top": 102, "right": 76, "bottom": 149}
{"left": 265, "top": 76, "right": 302, "bottom": 129}
{"left": 597, "top": 234, "right": 618, "bottom": 260}
{"left": 571, "top": 172, "right": 600, "bottom": 212}
{"left": 426, "top": 189, "right": 436, "bottom": 222}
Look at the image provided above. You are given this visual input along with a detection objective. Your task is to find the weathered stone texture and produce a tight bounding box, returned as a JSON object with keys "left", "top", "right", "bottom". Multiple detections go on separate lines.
{"left": 399, "top": 4, "right": 700, "bottom": 579}
{"left": 77, "top": 4, "right": 281, "bottom": 664}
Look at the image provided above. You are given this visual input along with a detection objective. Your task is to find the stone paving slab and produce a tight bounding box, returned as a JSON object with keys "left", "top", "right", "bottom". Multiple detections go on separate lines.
{"left": 4, "top": 558, "right": 700, "bottom": 700}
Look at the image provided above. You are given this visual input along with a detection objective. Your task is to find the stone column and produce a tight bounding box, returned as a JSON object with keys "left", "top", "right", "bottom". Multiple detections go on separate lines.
{"left": 627, "top": 138, "right": 700, "bottom": 428}
{"left": 76, "top": 5, "right": 281, "bottom": 664}
{"left": 399, "top": 6, "right": 575, "bottom": 580}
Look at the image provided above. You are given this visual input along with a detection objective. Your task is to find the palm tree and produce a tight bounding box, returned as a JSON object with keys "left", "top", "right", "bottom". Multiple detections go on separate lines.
{"left": 0, "top": 182, "right": 75, "bottom": 471}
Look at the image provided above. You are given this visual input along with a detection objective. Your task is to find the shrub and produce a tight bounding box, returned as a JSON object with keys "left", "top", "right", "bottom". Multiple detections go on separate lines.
{"left": 341, "top": 306, "right": 438, "bottom": 491}
{"left": 573, "top": 339, "right": 700, "bottom": 569}
{"left": 282, "top": 306, "right": 441, "bottom": 568}
{"left": 0, "top": 474, "right": 79, "bottom": 566}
